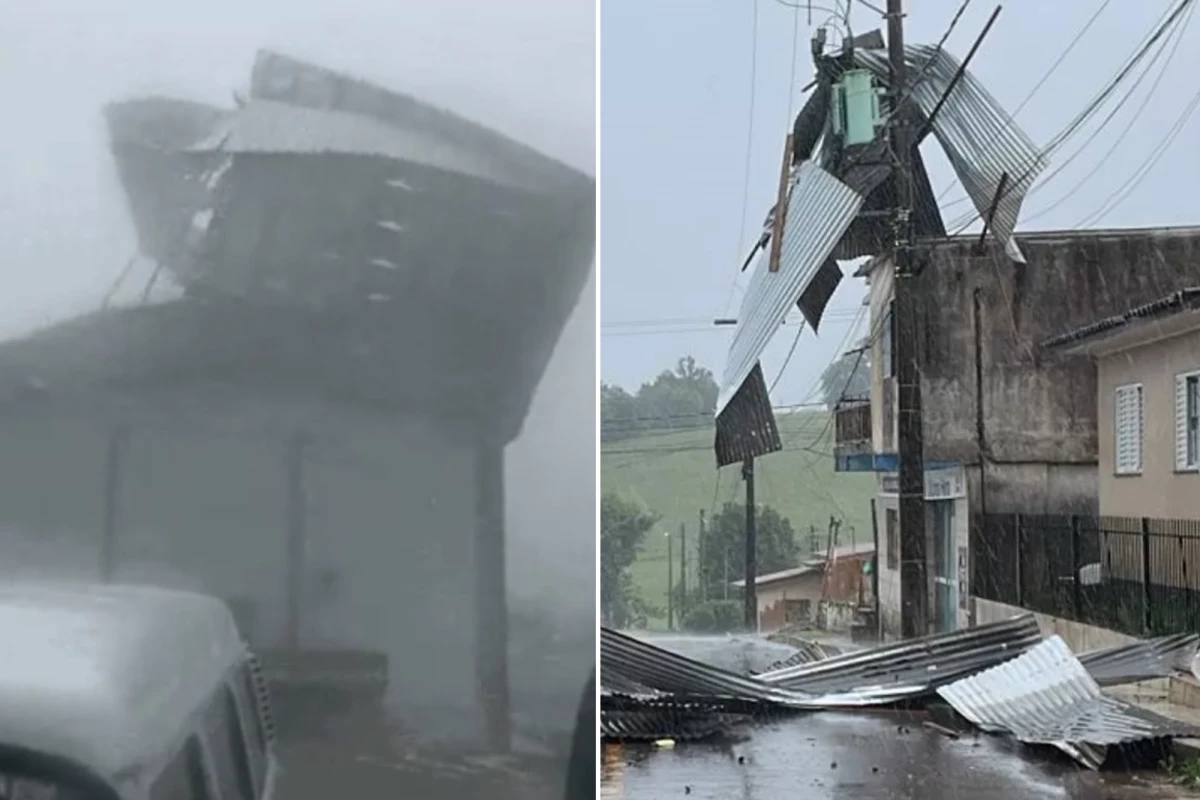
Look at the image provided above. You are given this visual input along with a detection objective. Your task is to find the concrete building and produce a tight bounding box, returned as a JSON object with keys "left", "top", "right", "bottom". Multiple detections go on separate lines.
{"left": 1041, "top": 288, "right": 1200, "bottom": 520}
{"left": 732, "top": 542, "right": 875, "bottom": 633}
{"left": 833, "top": 226, "right": 1200, "bottom": 637}
{"left": 0, "top": 51, "right": 595, "bottom": 751}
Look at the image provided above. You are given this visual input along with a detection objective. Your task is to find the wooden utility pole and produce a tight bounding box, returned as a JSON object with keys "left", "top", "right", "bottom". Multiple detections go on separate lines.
{"left": 698, "top": 509, "right": 708, "bottom": 601}
{"left": 888, "top": 0, "right": 930, "bottom": 638}
{"left": 679, "top": 521, "right": 688, "bottom": 618}
{"left": 743, "top": 457, "right": 757, "bottom": 631}
{"left": 666, "top": 529, "right": 674, "bottom": 630}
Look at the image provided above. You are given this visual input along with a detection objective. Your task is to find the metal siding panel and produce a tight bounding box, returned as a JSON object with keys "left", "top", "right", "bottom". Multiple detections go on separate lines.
{"left": 717, "top": 161, "right": 863, "bottom": 414}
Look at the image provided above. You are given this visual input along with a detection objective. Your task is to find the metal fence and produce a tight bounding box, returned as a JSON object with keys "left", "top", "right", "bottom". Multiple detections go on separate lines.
{"left": 971, "top": 512, "right": 1200, "bottom": 637}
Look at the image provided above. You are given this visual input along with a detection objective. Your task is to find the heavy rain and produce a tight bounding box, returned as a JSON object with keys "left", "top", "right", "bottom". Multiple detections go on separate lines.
{"left": 0, "top": 1, "right": 595, "bottom": 798}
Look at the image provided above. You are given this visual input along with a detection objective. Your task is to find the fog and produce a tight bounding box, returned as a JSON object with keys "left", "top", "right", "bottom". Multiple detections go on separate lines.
{"left": 0, "top": 0, "right": 595, "bottom": 787}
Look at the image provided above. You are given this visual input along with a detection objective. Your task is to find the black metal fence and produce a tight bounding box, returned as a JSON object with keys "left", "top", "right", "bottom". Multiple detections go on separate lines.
{"left": 971, "top": 512, "right": 1200, "bottom": 637}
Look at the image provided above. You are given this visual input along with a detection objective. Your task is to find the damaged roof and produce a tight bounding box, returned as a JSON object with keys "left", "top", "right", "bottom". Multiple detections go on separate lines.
{"left": 1039, "top": 287, "right": 1200, "bottom": 354}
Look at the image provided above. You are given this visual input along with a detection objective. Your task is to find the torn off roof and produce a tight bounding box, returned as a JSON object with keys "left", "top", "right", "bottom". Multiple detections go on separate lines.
{"left": 852, "top": 43, "right": 1046, "bottom": 262}
{"left": 937, "top": 635, "right": 1200, "bottom": 770}
{"left": 716, "top": 161, "right": 863, "bottom": 416}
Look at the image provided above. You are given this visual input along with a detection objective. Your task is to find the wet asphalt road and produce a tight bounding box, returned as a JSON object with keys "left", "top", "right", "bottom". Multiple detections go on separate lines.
{"left": 601, "top": 711, "right": 1195, "bottom": 800}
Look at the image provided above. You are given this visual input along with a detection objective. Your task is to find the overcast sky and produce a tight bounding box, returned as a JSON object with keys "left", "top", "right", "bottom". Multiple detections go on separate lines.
{"left": 601, "top": 0, "right": 1200, "bottom": 404}
{"left": 0, "top": 0, "right": 596, "bottom": 616}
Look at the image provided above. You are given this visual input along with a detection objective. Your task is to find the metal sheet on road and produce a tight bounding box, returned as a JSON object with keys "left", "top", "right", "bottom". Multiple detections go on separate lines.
{"left": 602, "top": 712, "right": 1075, "bottom": 800}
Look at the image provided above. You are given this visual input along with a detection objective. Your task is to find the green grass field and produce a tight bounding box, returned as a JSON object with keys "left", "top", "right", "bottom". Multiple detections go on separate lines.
{"left": 601, "top": 410, "right": 879, "bottom": 626}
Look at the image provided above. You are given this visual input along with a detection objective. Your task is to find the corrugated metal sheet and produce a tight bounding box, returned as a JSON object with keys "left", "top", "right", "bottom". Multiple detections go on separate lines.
{"left": 754, "top": 639, "right": 843, "bottom": 674}
{"left": 186, "top": 100, "right": 529, "bottom": 190}
{"left": 716, "top": 161, "right": 863, "bottom": 415}
{"left": 599, "top": 708, "right": 734, "bottom": 742}
{"left": 713, "top": 362, "right": 782, "bottom": 467}
{"left": 937, "top": 636, "right": 1200, "bottom": 769}
{"left": 600, "top": 628, "right": 817, "bottom": 707}
{"left": 796, "top": 258, "right": 843, "bottom": 332}
{"left": 758, "top": 613, "right": 1042, "bottom": 702}
{"left": 853, "top": 44, "right": 1045, "bottom": 263}
{"left": 1078, "top": 633, "right": 1200, "bottom": 687}
{"left": 602, "top": 615, "right": 1040, "bottom": 710}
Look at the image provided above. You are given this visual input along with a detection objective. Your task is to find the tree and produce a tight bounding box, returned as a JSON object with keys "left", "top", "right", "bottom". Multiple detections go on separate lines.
{"left": 600, "top": 492, "right": 658, "bottom": 628}
{"left": 819, "top": 346, "right": 870, "bottom": 409}
{"left": 600, "top": 356, "right": 721, "bottom": 440}
{"left": 694, "top": 502, "right": 800, "bottom": 607}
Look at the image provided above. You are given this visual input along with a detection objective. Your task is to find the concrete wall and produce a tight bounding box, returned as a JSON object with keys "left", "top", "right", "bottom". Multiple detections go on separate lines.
{"left": 1097, "top": 327, "right": 1200, "bottom": 519}
{"left": 0, "top": 400, "right": 487, "bottom": 742}
{"left": 974, "top": 597, "right": 1138, "bottom": 652}
{"left": 913, "top": 228, "right": 1200, "bottom": 511}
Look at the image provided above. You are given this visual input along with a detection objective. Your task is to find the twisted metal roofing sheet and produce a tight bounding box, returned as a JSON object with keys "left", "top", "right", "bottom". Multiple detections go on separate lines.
{"left": 715, "top": 161, "right": 863, "bottom": 415}
{"left": 937, "top": 636, "right": 1200, "bottom": 769}
{"left": 853, "top": 44, "right": 1045, "bottom": 263}
{"left": 599, "top": 708, "right": 734, "bottom": 742}
{"left": 600, "top": 628, "right": 817, "bottom": 707}
{"left": 1078, "top": 633, "right": 1200, "bottom": 687}
{"left": 186, "top": 100, "right": 531, "bottom": 190}
{"left": 757, "top": 613, "right": 1042, "bottom": 700}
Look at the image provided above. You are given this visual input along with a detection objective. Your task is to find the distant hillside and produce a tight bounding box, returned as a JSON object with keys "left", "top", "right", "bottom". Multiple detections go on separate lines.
{"left": 601, "top": 410, "right": 879, "bottom": 626}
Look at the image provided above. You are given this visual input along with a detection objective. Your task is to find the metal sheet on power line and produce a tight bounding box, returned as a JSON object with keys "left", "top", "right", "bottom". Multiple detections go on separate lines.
{"left": 853, "top": 44, "right": 1046, "bottom": 263}
{"left": 716, "top": 161, "right": 863, "bottom": 416}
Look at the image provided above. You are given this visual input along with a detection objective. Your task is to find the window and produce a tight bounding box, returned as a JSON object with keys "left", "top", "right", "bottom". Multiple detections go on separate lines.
{"left": 885, "top": 508, "right": 899, "bottom": 570}
{"left": 1114, "top": 383, "right": 1144, "bottom": 475}
{"left": 203, "top": 688, "right": 255, "bottom": 800}
{"left": 1176, "top": 372, "right": 1200, "bottom": 471}
{"left": 784, "top": 598, "right": 812, "bottom": 623}
{"left": 151, "top": 737, "right": 208, "bottom": 800}
{"left": 881, "top": 302, "right": 896, "bottom": 379}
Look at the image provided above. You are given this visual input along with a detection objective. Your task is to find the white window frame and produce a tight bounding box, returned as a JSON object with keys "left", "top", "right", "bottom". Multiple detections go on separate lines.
{"left": 1114, "top": 382, "right": 1144, "bottom": 476}
{"left": 1175, "top": 370, "right": 1200, "bottom": 472}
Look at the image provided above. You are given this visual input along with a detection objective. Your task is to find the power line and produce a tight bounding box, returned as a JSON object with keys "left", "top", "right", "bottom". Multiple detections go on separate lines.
{"left": 943, "top": 0, "right": 1196, "bottom": 236}
{"left": 1020, "top": 4, "right": 1192, "bottom": 225}
{"left": 1074, "top": 79, "right": 1200, "bottom": 227}
{"left": 935, "top": 0, "right": 1114, "bottom": 206}
{"left": 723, "top": 0, "right": 763, "bottom": 319}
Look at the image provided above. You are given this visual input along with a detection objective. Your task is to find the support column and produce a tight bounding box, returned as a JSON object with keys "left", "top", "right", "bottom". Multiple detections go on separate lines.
{"left": 100, "top": 425, "right": 129, "bottom": 582}
{"left": 284, "top": 431, "right": 308, "bottom": 650}
{"left": 475, "top": 442, "right": 511, "bottom": 752}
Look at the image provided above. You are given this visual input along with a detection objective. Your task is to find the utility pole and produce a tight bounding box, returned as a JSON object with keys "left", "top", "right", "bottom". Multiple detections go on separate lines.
{"left": 666, "top": 530, "right": 674, "bottom": 630}
{"left": 698, "top": 509, "right": 708, "bottom": 601}
{"left": 679, "top": 521, "right": 688, "bottom": 618}
{"left": 743, "top": 457, "right": 758, "bottom": 632}
{"left": 888, "top": 0, "right": 929, "bottom": 638}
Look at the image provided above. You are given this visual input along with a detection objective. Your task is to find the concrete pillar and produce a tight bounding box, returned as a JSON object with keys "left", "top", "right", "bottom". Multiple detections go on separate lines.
{"left": 100, "top": 425, "right": 129, "bottom": 582}
{"left": 474, "top": 442, "right": 511, "bottom": 752}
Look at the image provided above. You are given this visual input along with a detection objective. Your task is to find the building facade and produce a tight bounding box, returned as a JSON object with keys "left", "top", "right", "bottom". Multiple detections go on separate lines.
{"left": 734, "top": 543, "right": 875, "bottom": 633}
{"left": 834, "top": 227, "right": 1200, "bottom": 638}
{"left": 1042, "top": 288, "right": 1200, "bottom": 520}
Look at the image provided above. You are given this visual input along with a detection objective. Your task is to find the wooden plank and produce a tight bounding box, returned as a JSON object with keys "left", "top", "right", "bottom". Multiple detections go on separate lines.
{"left": 768, "top": 133, "right": 795, "bottom": 273}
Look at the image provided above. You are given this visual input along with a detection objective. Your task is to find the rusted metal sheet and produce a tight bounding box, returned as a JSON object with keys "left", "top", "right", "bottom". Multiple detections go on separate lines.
{"left": 853, "top": 44, "right": 1045, "bottom": 262}
{"left": 937, "top": 635, "right": 1200, "bottom": 769}
{"left": 716, "top": 161, "right": 863, "bottom": 416}
{"left": 713, "top": 363, "right": 782, "bottom": 468}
